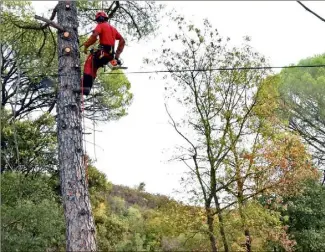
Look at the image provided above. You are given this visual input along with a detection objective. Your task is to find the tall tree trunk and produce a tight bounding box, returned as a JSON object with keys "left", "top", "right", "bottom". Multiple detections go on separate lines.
{"left": 238, "top": 200, "right": 252, "bottom": 252}
{"left": 236, "top": 164, "right": 252, "bottom": 252}
{"left": 206, "top": 206, "right": 218, "bottom": 252}
{"left": 214, "top": 195, "right": 229, "bottom": 252}
{"left": 56, "top": 1, "right": 96, "bottom": 251}
{"left": 244, "top": 229, "right": 252, "bottom": 252}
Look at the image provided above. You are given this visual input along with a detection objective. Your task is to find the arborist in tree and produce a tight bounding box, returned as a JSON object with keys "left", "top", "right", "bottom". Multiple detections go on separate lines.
{"left": 81, "top": 11, "right": 125, "bottom": 95}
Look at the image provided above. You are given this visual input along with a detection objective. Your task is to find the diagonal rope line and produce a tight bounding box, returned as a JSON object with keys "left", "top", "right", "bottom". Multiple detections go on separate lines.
{"left": 91, "top": 54, "right": 97, "bottom": 163}
{"left": 99, "top": 64, "right": 325, "bottom": 75}
{"left": 297, "top": 1, "right": 325, "bottom": 23}
{"left": 19, "top": 64, "right": 325, "bottom": 77}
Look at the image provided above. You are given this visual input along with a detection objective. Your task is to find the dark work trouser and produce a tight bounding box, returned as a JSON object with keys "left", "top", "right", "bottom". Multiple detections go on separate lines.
{"left": 82, "top": 45, "right": 114, "bottom": 95}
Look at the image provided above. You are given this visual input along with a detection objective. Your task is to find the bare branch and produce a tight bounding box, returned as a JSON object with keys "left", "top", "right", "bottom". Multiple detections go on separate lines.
{"left": 165, "top": 103, "right": 197, "bottom": 152}
{"left": 49, "top": 4, "right": 58, "bottom": 21}
{"left": 106, "top": 1, "right": 116, "bottom": 14}
{"left": 108, "top": 1, "right": 120, "bottom": 19}
{"left": 8, "top": 4, "right": 58, "bottom": 31}
{"left": 34, "top": 15, "right": 64, "bottom": 32}
{"left": 119, "top": 6, "right": 142, "bottom": 39}
{"left": 37, "top": 29, "right": 47, "bottom": 57}
{"left": 48, "top": 27, "right": 57, "bottom": 66}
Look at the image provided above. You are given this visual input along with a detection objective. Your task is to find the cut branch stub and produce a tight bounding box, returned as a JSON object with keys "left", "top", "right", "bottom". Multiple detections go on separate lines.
{"left": 65, "top": 0, "right": 71, "bottom": 10}
{"left": 63, "top": 31, "right": 70, "bottom": 38}
{"left": 64, "top": 47, "right": 71, "bottom": 55}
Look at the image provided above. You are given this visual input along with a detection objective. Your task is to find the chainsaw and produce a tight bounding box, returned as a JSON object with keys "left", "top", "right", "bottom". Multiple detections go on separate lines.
{"left": 89, "top": 47, "right": 128, "bottom": 71}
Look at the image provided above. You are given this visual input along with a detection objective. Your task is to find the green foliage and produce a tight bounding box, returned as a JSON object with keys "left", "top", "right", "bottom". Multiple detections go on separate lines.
{"left": 1, "top": 1, "right": 134, "bottom": 122}
{"left": 223, "top": 201, "right": 294, "bottom": 252}
{"left": 94, "top": 205, "right": 127, "bottom": 251}
{"left": 110, "top": 184, "right": 170, "bottom": 209}
{"left": 1, "top": 172, "right": 65, "bottom": 252}
{"left": 1, "top": 1, "right": 56, "bottom": 66}
{"left": 1, "top": 1, "right": 58, "bottom": 118}
{"left": 88, "top": 164, "right": 111, "bottom": 194}
{"left": 2, "top": 3, "right": 325, "bottom": 251}
{"left": 148, "top": 15, "right": 324, "bottom": 252}
{"left": 94, "top": 69, "right": 133, "bottom": 121}
{"left": 278, "top": 54, "right": 325, "bottom": 166}
{"left": 152, "top": 15, "right": 283, "bottom": 252}
{"left": 1, "top": 111, "right": 57, "bottom": 173}
{"left": 3, "top": 165, "right": 324, "bottom": 252}
{"left": 282, "top": 180, "right": 325, "bottom": 252}
{"left": 115, "top": 206, "right": 148, "bottom": 251}
{"left": 143, "top": 200, "right": 210, "bottom": 251}
{"left": 88, "top": 163, "right": 112, "bottom": 211}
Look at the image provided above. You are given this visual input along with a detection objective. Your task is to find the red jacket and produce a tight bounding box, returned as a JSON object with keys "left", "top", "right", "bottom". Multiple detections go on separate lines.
{"left": 94, "top": 22, "right": 122, "bottom": 46}
{"left": 84, "top": 22, "right": 125, "bottom": 58}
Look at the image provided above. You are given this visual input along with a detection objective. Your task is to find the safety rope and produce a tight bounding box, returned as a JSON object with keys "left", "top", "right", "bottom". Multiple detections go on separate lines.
{"left": 81, "top": 58, "right": 88, "bottom": 184}
{"left": 81, "top": 71, "right": 86, "bottom": 146}
{"left": 84, "top": 49, "right": 97, "bottom": 184}
{"left": 82, "top": 46, "right": 110, "bottom": 180}
{"left": 91, "top": 57, "right": 97, "bottom": 163}
{"left": 92, "top": 116, "right": 97, "bottom": 162}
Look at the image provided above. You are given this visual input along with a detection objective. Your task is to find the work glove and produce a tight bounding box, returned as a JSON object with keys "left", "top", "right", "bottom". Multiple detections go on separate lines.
{"left": 83, "top": 35, "right": 97, "bottom": 54}
{"left": 115, "top": 56, "right": 121, "bottom": 65}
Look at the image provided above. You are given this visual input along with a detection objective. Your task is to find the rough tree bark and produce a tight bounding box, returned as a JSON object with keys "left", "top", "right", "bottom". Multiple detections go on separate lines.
{"left": 205, "top": 206, "right": 218, "bottom": 252}
{"left": 232, "top": 144, "right": 252, "bottom": 252}
{"left": 56, "top": 1, "right": 97, "bottom": 251}
{"left": 214, "top": 195, "right": 229, "bottom": 252}
{"left": 237, "top": 172, "right": 252, "bottom": 252}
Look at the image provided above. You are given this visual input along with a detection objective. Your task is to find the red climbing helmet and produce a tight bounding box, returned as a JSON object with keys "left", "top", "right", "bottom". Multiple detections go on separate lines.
{"left": 95, "top": 11, "right": 108, "bottom": 22}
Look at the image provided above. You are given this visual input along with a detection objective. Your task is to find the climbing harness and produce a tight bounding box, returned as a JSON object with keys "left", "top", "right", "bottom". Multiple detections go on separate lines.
{"left": 89, "top": 45, "right": 128, "bottom": 71}
{"left": 80, "top": 54, "right": 88, "bottom": 184}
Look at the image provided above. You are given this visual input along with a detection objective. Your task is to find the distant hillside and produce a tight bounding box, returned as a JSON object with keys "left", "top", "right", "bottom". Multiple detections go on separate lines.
{"left": 109, "top": 184, "right": 173, "bottom": 209}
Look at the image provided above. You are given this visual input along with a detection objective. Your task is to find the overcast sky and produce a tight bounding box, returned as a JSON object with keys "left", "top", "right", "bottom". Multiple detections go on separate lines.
{"left": 32, "top": 1, "right": 325, "bottom": 199}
